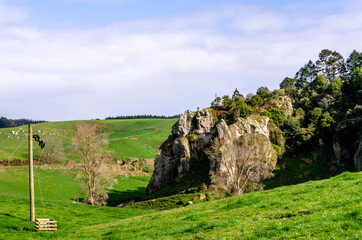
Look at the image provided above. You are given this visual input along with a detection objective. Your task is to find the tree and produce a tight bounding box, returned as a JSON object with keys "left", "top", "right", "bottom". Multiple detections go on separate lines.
{"left": 316, "top": 49, "right": 345, "bottom": 81}
{"left": 0, "top": 117, "right": 15, "bottom": 128}
{"left": 36, "top": 135, "right": 65, "bottom": 164}
{"left": 247, "top": 94, "right": 263, "bottom": 107}
{"left": 256, "top": 86, "right": 272, "bottom": 101}
{"left": 309, "top": 75, "right": 328, "bottom": 94}
{"left": 280, "top": 77, "right": 296, "bottom": 90}
{"left": 72, "top": 123, "right": 114, "bottom": 206}
{"left": 345, "top": 50, "right": 362, "bottom": 76}
{"left": 350, "top": 67, "right": 362, "bottom": 105}
{"left": 326, "top": 77, "right": 342, "bottom": 98}
{"left": 232, "top": 88, "right": 243, "bottom": 100}
{"left": 295, "top": 60, "right": 317, "bottom": 89}
{"left": 208, "top": 135, "right": 274, "bottom": 196}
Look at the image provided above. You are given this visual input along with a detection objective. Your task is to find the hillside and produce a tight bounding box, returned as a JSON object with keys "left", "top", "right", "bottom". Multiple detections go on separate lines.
{"left": 0, "top": 118, "right": 177, "bottom": 161}
{"left": 0, "top": 171, "right": 360, "bottom": 239}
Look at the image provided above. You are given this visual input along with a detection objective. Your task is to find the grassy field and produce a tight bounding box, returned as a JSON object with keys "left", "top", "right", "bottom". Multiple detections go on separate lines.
{"left": 0, "top": 118, "right": 177, "bottom": 161}
{"left": 0, "top": 168, "right": 360, "bottom": 239}
{"left": 0, "top": 167, "right": 152, "bottom": 239}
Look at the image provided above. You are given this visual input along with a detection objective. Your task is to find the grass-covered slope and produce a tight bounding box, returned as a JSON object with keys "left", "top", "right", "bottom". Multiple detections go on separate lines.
{"left": 1, "top": 171, "right": 360, "bottom": 239}
{"left": 0, "top": 118, "right": 177, "bottom": 161}
{"left": 0, "top": 167, "right": 152, "bottom": 239}
{"left": 76, "top": 172, "right": 362, "bottom": 240}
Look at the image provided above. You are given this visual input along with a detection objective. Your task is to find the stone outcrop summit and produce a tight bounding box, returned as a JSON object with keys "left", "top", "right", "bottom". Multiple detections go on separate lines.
{"left": 146, "top": 109, "right": 277, "bottom": 195}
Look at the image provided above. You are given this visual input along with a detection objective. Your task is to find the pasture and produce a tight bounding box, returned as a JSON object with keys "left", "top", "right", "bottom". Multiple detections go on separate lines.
{"left": 0, "top": 167, "right": 360, "bottom": 239}
{"left": 1, "top": 118, "right": 361, "bottom": 239}
{"left": 0, "top": 118, "right": 177, "bottom": 161}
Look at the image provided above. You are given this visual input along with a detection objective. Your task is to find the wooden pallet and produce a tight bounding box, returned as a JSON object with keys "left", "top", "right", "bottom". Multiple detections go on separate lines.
{"left": 35, "top": 218, "right": 57, "bottom": 231}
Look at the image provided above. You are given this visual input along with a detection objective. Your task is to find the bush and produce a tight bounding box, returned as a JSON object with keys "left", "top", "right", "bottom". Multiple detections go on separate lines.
{"left": 269, "top": 108, "right": 286, "bottom": 126}
{"left": 142, "top": 163, "right": 154, "bottom": 173}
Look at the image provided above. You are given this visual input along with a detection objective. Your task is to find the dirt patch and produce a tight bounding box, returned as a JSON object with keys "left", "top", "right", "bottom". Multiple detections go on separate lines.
{"left": 0, "top": 159, "right": 29, "bottom": 166}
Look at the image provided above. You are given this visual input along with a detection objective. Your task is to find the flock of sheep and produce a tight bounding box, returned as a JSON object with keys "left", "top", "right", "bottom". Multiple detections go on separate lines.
{"left": 0, "top": 128, "right": 74, "bottom": 141}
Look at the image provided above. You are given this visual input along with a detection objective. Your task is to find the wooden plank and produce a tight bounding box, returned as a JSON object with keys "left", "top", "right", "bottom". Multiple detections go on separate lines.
{"left": 36, "top": 218, "right": 56, "bottom": 222}
{"left": 36, "top": 228, "right": 57, "bottom": 231}
{"left": 36, "top": 224, "right": 57, "bottom": 227}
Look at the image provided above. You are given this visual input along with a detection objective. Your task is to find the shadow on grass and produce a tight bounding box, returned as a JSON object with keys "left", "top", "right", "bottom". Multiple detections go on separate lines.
{"left": 107, "top": 187, "right": 147, "bottom": 207}
{"left": 0, "top": 213, "right": 35, "bottom": 232}
{"left": 263, "top": 150, "right": 356, "bottom": 190}
{"left": 0, "top": 213, "right": 27, "bottom": 222}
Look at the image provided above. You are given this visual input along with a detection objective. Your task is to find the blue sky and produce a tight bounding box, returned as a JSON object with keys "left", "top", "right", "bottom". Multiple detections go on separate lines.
{"left": 1, "top": 0, "right": 362, "bottom": 121}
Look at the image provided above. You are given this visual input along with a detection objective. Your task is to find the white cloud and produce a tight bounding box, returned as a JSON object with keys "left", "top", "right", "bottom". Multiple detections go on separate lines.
{"left": 1, "top": 1, "right": 362, "bottom": 120}
{"left": 0, "top": 1, "right": 27, "bottom": 25}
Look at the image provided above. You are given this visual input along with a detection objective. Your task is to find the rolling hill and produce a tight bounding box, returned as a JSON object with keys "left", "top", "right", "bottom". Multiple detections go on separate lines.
{"left": 0, "top": 168, "right": 360, "bottom": 239}
{"left": 0, "top": 118, "right": 177, "bottom": 161}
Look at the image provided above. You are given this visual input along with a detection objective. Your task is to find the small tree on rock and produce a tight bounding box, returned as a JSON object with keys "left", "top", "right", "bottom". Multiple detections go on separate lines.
{"left": 207, "top": 134, "right": 274, "bottom": 196}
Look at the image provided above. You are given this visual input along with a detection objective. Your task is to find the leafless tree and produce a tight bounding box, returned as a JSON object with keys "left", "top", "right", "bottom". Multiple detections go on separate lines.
{"left": 36, "top": 135, "right": 65, "bottom": 164}
{"left": 72, "top": 123, "right": 115, "bottom": 206}
{"left": 208, "top": 134, "right": 274, "bottom": 196}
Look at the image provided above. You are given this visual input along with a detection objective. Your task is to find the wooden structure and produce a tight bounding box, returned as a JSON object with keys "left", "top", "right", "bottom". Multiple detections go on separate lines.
{"left": 29, "top": 125, "right": 57, "bottom": 231}
{"left": 29, "top": 124, "right": 35, "bottom": 222}
{"left": 35, "top": 218, "right": 57, "bottom": 231}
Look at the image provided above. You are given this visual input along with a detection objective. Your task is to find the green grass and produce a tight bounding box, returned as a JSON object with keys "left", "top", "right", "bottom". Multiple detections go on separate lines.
{"left": 263, "top": 150, "right": 355, "bottom": 190}
{"left": 0, "top": 167, "right": 152, "bottom": 239}
{"left": 108, "top": 175, "right": 151, "bottom": 206}
{"left": 0, "top": 118, "right": 177, "bottom": 161}
{"left": 1, "top": 170, "right": 360, "bottom": 239}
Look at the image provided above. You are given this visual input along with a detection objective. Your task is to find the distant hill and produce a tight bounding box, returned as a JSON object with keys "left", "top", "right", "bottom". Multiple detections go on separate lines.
{"left": 0, "top": 118, "right": 177, "bottom": 161}
{"left": 0, "top": 117, "right": 47, "bottom": 128}
{"left": 106, "top": 114, "right": 180, "bottom": 120}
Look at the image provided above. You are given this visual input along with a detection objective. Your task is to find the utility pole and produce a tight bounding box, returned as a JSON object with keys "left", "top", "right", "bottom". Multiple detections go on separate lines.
{"left": 29, "top": 124, "right": 35, "bottom": 222}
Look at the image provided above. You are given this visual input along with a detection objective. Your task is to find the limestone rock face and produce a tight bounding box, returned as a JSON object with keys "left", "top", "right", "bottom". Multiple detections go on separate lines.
{"left": 333, "top": 141, "right": 350, "bottom": 167}
{"left": 354, "top": 136, "right": 362, "bottom": 171}
{"left": 146, "top": 110, "right": 277, "bottom": 195}
{"left": 196, "top": 109, "right": 215, "bottom": 134}
{"left": 210, "top": 117, "right": 275, "bottom": 184}
{"left": 267, "top": 96, "right": 293, "bottom": 116}
{"left": 172, "top": 110, "right": 194, "bottom": 137}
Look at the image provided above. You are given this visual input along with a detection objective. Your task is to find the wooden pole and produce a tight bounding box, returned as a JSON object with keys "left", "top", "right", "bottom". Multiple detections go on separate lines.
{"left": 29, "top": 124, "right": 35, "bottom": 222}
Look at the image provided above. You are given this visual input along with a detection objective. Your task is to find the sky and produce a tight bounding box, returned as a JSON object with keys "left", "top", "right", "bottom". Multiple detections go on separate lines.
{"left": 1, "top": 0, "right": 362, "bottom": 121}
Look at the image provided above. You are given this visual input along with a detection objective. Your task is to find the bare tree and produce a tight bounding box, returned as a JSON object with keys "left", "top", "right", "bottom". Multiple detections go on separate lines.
{"left": 208, "top": 134, "right": 274, "bottom": 196}
{"left": 36, "top": 135, "right": 65, "bottom": 164}
{"left": 72, "top": 123, "right": 115, "bottom": 206}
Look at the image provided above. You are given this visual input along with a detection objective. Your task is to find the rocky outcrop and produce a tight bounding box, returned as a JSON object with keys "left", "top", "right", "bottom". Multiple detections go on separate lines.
{"left": 333, "top": 141, "right": 350, "bottom": 167}
{"left": 146, "top": 109, "right": 277, "bottom": 195}
{"left": 267, "top": 96, "right": 293, "bottom": 116}
{"left": 172, "top": 110, "right": 194, "bottom": 137}
{"left": 354, "top": 136, "right": 362, "bottom": 171}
